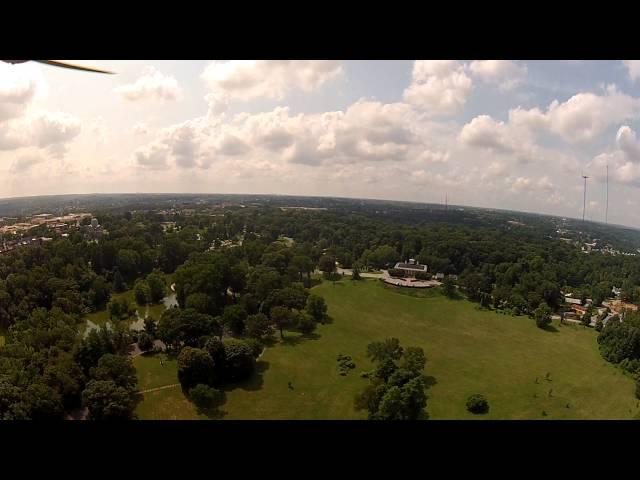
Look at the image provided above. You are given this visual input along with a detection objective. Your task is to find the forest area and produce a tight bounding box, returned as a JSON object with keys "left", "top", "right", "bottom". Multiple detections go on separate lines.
{"left": 2, "top": 200, "right": 640, "bottom": 419}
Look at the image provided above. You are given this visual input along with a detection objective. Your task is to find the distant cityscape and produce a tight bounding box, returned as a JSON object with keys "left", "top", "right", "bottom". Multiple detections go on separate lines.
{"left": 0, "top": 212, "right": 106, "bottom": 255}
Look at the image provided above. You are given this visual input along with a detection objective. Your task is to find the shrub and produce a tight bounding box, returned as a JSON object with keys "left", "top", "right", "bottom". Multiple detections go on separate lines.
{"left": 137, "top": 332, "right": 154, "bottom": 352}
{"left": 466, "top": 394, "right": 489, "bottom": 414}
{"left": 223, "top": 340, "right": 255, "bottom": 383}
{"left": 337, "top": 353, "right": 356, "bottom": 376}
{"left": 244, "top": 338, "right": 264, "bottom": 359}
{"left": 134, "top": 279, "right": 151, "bottom": 306}
{"left": 189, "top": 384, "right": 224, "bottom": 410}
{"left": 388, "top": 268, "right": 404, "bottom": 278}
{"left": 245, "top": 313, "right": 273, "bottom": 339}
{"left": 296, "top": 312, "right": 317, "bottom": 334}
{"left": 177, "top": 347, "right": 216, "bottom": 391}
{"left": 305, "top": 294, "right": 328, "bottom": 323}
{"left": 323, "top": 272, "right": 341, "bottom": 282}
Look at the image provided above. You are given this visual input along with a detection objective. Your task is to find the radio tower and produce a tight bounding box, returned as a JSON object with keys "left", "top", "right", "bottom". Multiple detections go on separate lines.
{"left": 582, "top": 175, "right": 589, "bottom": 222}
{"left": 445, "top": 192, "right": 448, "bottom": 212}
{"left": 605, "top": 164, "right": 609, "bottom": 224}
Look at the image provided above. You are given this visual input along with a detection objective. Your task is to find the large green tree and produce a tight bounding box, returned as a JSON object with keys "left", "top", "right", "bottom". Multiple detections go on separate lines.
{"left": 177, "top": 347, "right": 216, "bottom": 391}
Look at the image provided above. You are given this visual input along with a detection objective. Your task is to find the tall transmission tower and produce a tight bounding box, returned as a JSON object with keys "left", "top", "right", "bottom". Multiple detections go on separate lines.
{"left": 445, "top": 192, "right": 448, "bottom": 212}
{"left": 582, "top": 175, "right": 589, "bottom": 222}
{"left": 605, "top": 165, "right": 609, "bottom": 224}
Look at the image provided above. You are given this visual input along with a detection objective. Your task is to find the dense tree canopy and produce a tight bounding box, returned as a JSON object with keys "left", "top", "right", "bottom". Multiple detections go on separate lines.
{"left": 356, "top": 339, "right": 427, "bottom": 420}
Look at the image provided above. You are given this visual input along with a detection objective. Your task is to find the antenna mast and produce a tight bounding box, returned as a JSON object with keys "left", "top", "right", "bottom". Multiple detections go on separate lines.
{"left": 606, "top": 164, "right": 609, "bottom": 224}
{"left": 582, "top": 175, "right": 589, "bottom": 222}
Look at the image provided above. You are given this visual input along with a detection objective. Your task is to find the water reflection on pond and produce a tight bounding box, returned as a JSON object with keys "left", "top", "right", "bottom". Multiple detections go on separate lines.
{"left": 83, "top": 293, "right": 177, "bottom": 337}
{"left": 163, "top": 293, "right": 178, "bottom": 308}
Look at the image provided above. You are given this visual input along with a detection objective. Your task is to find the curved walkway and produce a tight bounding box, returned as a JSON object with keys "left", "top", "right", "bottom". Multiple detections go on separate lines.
{"left": 336, "top": 268, "right": 441, "bottom": 288}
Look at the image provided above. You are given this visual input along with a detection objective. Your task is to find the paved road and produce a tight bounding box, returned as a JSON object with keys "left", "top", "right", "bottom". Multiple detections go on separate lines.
{"left": 335, "top": 267, "right": 384, "bottom": 278}
{"left": 335, "top": 268, "right": 441, "bottom": 288}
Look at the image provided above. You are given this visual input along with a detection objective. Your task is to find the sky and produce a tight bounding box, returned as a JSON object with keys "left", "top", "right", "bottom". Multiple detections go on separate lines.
{"left": 4, "top": 60, "right": 640, "bottom": 227}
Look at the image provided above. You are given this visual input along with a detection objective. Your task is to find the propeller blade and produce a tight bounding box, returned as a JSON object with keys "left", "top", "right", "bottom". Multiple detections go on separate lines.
{"left": 34, "top": 60, "right": 115, "bottom": 74}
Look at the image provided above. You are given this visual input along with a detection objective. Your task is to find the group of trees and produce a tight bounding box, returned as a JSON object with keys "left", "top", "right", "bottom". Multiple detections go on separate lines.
{"left": 354, "top": 338, "right": 428, "bottom": 420}
{"left": 0, "top": 306, "right": 138, "bottom": 420}
{"left": 597, "top": 311, "right": 640, "bottom": 395}
{"left": 234, "top": 206, "right": 640, "bottom": 326}
{"left": 598, "top": 312, "right": 640, "bottom": 376}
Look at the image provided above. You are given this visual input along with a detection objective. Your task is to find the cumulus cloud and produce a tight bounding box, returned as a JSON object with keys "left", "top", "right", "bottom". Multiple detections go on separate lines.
{"left": 134, "top": 143, "right": 169, "bottom": 170}
{"left": 133, "top": 98, "right": 436, "bottom": 171}
{"left": 417, "top": 150, "right": 450, "bottom": 164}
{"left": 116, "top": 67, "right": 181, "bottom": 102}
{"left": 509, "top": 175, "right": 557, "bottom": 196}
{"left": 469, "top": 60, "right": 527, "bottom": 89}
{"left": 458, "top": 114, "right": 538, "bottom": 163}
{"left": 509, "top": 85, "right": 640, "bottom": 143}
{"left": 10, "top": 153, "right": 45, "bottom": 173}
{"left": 0, "top": 63, "right": 47, "bottom": 122}
{"left": 587, "top": 125, "right": 640, "bottom": 186}
{"left": 0, "top": 75, "right": 38, "bottom": 122}
{"left": 132, "top": 123, "right": 149, "bottom": 135}
{"left": 0, "top": 64, "right": 79, "bottom": 158}
{"left": 201, "top": 60, "right": 342, "bottom": 104}
{"left": 615, "top": 125, "right": 640, "bottom": 159}
{"left": 623, "top": 60, "right": 640, "bottom": 83}
{"left": 90, "top": 117, "right": 109, "bottom": 146}
{"left": 402, "top": 60, "right": 473, "bottom": 115}
{"left": 29, "top": 112, "right": 82, "bottom": 158}
{"left": 0, "top": 111, "right": 81, "bottom": 157}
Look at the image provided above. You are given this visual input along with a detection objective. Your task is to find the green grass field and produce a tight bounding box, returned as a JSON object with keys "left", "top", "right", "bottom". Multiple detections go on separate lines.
{"left": 134, "top": 279, "right": 640, "bottom": 420}
{"left": 135, "top": 354, "right": 178, "bottom": 391}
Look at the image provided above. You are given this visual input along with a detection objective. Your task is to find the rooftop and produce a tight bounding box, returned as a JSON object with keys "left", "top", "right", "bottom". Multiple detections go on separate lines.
{"left": 394, "top": 262, "right": 427, "bottom": 271}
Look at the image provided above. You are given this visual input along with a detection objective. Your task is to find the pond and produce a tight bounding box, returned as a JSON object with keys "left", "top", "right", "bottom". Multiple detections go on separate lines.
{"left": 83, "top": 292, "right": 177, "bottom": 337}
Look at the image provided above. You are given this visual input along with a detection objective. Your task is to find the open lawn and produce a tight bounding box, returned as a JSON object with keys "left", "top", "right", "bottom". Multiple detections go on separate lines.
{"left": 134, "top": 279, "right": 640, "bottom": 420}
{"left": 136, "top": 386, "right": 207, "bottom": 420}
{"left": 135, "top": 354, "right": 178, "bottom": 391}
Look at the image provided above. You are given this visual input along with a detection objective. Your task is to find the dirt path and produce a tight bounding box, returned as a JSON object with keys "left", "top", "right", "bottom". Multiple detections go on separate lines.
{"left": 137, "top": 383, "right": 181, "bottom": 394}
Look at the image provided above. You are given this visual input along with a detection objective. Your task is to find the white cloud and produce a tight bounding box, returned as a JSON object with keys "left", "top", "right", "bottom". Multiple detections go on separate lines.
{"left": 509, "top": 175, "right": 557, "bottom": 196}
{"left": 587, "top": 125, "right": 640, "bottom": 186}
{"left": 403, "top": 60, "right": 472, "bottom": 115}
{"left": 10, "top": 153, "right": 45, "bottom": 173}
{"left": 201, "top": 60, "right": 342, "bottom": 103}
{"left": 0, "top": 111, "right": 81, "bottom": 157}
{"left": 458, "top": 114, "right": 538, "bottom": 163}
{"left": 116, "top": 67, "right": 181, "bottom": 102}
{"left": 469, "top": 60, "right": 527, "bottom": 90}
{"left": 416, "top": 150, "right": 450, "bottom": 164}
{"left": 510, "top": 176, "right": 533, "bottom": 193}
{"left": 0, "top": 63, "right": 47, "bottom": 122}
{"left": 90, "top": 117, "right": 109, "bottom": 146}
{"left": 29, "top": 111, "right": 81, "bottom": 151}
{"left": 623, "top": 60, "right": 640, "bottom": 83}
{"left": 615, "top": 125, "right": 640, "bottom": 159}
{"left": 510, "top": 86, "right": 640, "bottom": 143}
{"left": 132, "top": 98, "right": 445, "bottom": 172}
{"left": 216, "top": 133, "right": 250, "bottom": 157}
{"left": 132, "top": 123, "right": 149, "bottom": 135}
{"left": 134, "top": 143, "right": 169, "bottom": 170}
